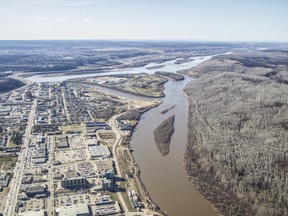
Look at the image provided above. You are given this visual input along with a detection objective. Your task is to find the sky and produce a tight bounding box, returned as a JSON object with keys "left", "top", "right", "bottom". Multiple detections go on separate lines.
{"left": 0, "top": 0, "right": 287, "bottom": 41}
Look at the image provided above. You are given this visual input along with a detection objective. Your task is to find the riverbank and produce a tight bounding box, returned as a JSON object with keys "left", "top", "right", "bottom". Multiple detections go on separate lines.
{"left": 119, "top": 136, "right": 166, "bottom": 215}
{"left": 114, "top": 101, "right": 166, "bottom": 215}
{"left": 154, "top": 71, "right": 184, "bottom": 81}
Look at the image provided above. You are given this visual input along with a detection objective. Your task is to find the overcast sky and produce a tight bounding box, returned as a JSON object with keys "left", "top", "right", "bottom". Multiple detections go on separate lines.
{"left": 0, "top": 0, "right": 287, "bottom": 41}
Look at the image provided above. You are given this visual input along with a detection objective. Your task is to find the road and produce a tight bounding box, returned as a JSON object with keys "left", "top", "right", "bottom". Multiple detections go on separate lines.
{"left": 108, "top": 114, "right": 129, "bottom": 213}
{"left": 61, "top": 86, "right": 71, "bottom": 123}
{"left": 46, "top": 136, "right": 55, "bottom": 216}
{"left": 4, "top": 84, "right": 39, "bottom": 216}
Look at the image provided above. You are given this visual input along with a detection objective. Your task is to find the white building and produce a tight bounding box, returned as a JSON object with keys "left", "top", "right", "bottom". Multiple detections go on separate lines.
{"left": 89, "top": 145, "right": 110, "bottom": 159}
{"left": 56, "top": 204, "right": 91, "bottom": 216}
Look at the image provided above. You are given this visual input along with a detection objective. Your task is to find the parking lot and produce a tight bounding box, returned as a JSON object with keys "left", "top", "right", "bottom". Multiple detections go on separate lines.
{"left": 17, "top": 198, "right": 44, "bottom": 213}
{"left": 54, "top": 149, "right": 88, "bottom": 164}
{"left": 0, "top": 191, "right": 8, "bottom": 214}
{"left": 69, "top": 135, "right": 86, "bottom": 149}
{"left": 55, "top": 194, "right": 92, "bottom": 207}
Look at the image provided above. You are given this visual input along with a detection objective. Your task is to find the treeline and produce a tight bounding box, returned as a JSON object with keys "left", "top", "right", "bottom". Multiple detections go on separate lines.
{"left": 0, "top": 78, "right": 25, "bottom": 93}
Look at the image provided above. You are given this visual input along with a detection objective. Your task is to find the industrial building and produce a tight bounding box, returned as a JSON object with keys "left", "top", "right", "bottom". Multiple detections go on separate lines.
{"left": 95, "top": 160, "right": 115, "bottom": 179}
{"left": 89, "top": 145, "right": 110, "bottom": 159}
{"left": 56, "top": 135, "right": 69, "bottom": 148}
{"left": 25, "top": 186, "right": 47, "bottom": 197}
{"left": 19, "top": 210, "right": 46, "bottom": 216}
{"left": 85, "top": 138, "right": 99, "bottom": 146}
{"left": 0, "top": 173, "right": 10, "bottom": 188}
{"left": 100, "top": 178, "right": 115, "bottom": 190}
{"left": 56, "top": 204, "right": 91, "bottom": 216}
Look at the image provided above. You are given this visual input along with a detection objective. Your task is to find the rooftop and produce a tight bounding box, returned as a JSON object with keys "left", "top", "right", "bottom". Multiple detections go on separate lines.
{"left": 89, "top": 145, "right": 110, "bottom": 158}
{"left": 19, "top": 210, "right": 45, "bottom": 216}
{"left": 57, "top": 204, "right": 91, "bottom": 216}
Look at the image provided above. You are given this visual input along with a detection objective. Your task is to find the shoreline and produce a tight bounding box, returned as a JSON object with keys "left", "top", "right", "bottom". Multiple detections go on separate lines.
{"left": 182, "top": 97, "right": 246, "bottom": 216}
{"left": 182, "top": 85, "right": 221, "bottom": 216}
{"left": 116, "top": 102, "right": 167, "bottom": 216}
{"left": 81, "top": 80, "right": 167, "bottom": 98}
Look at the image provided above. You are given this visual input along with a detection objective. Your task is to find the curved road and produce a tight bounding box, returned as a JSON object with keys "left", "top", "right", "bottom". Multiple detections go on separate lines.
{"left": 108, "top": 114, "right": 129, "bottom": 213}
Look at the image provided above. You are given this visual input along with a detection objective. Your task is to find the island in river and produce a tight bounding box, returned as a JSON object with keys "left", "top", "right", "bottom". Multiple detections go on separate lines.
{"left": 153, "top": 115, "right": 175, "bottom": 156}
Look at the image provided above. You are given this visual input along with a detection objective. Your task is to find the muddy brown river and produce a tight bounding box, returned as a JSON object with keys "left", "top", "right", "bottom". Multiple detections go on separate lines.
{"left": 130, "top": 78, "right": 217, "bottom": 216}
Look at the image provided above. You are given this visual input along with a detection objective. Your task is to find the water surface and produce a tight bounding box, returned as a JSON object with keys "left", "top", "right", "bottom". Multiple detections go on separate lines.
{"left": 130, "top": 78, "right": 217, "bottom": 216}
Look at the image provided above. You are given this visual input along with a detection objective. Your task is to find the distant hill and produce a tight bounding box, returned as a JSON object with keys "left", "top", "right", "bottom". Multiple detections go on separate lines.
{"left": 0, "top": 78, "right": 25, "bottom": 93}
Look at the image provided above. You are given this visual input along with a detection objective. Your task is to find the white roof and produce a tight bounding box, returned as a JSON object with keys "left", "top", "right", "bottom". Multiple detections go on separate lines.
{"left": 19, "top": 210, "right": 45, "bottom": 216}
{"left": 89, "top": 145, "right": 110, "bottom": 158}
{"left": 58, "top": 204, "right": 90, "bottom": 216}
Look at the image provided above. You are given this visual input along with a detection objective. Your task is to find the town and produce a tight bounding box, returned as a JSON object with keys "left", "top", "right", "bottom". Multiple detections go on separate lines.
{"left": 0, "top": 80, "right": 161, "bottom": 216}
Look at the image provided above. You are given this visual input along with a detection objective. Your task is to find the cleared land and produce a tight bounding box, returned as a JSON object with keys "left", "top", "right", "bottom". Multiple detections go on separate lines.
{"left": 0, "top": 157, "right": 17, "bottom": 170}
{"left": 84, "top": 73, "right": 168, "bottom": 98}
{"left": 61, "top": 124, "right": 83, "bottom": 133}
{"left": 184, "top": 50, "right": 288, "bottom": 216}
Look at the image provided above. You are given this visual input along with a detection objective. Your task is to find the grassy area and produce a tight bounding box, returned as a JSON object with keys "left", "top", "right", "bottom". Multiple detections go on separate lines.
{"left": 121, "top": 190, "right": 135, "bottom": 212}
{"left": 61, "top": 124, "right": 83, "bottom": 133}
{"left": 1, "top": 187, "right": 10, "bottom": 195}
{"left": 108, "top": 191, "right": 121, "bottom": 204}
{"left": 0, "top": 157, "right": 17, "bottom": 170}
{"left": 9, "top": 127, "right": 20, "bottom": 132}
{"left": 118, "top": 149, "right": 131, "bottom": 176}
{"left": 0, "top": 158, "right": 15, "bottom": 162}
{"left": 109, "top": 191, "right": 134, "bottom": 212}
{"left": 9, "top": 126, "right": 25, "bottom": 132}
{"left": 8, "top": 139, "right": 18, "bottom": 147}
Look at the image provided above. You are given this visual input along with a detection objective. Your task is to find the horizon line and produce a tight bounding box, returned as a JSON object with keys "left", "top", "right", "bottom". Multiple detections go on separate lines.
{"left": 0, "top": 39, "right": 287, "bottom": 43}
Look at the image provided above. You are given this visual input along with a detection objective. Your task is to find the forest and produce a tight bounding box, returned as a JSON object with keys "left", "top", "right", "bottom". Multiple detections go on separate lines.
{"left": 184, "top": 50, "right": 288, "bottom": 216}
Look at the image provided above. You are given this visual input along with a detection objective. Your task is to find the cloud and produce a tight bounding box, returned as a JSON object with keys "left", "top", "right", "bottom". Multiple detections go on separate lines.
{"left": 80, "top": 19, "right": 93, "bottom": 22}
{"left": 62, "top": 1, "right": 101, "bottom": 6}
{"left": 15, "top": 0, "right": 63, "bottom": 9}
{"left": 25, "top": 0, "right": 65, "bottom": 6}
{"left": 30, "top": 16, "right": 52, "bottom": 21}
{"left": 30, "top": 16, "right": 67, "bottom": 22}
{"left": 56, "top": 18, "right": 67, "bottom": 22}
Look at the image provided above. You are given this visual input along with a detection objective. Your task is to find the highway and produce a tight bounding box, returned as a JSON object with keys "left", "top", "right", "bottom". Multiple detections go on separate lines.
{"left": 46, "top": 136, "right": 55, "bottom": 216}
{"left": 4, "top": 84, "right": 39, "bottom": 216}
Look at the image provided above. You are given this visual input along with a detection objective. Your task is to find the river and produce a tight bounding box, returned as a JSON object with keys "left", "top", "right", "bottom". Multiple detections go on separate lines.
{"left": 24, "top": 56, "right": 218, "bottom": 216}
{"left": 24, "top": 56, "right": 211, "bottom": 83}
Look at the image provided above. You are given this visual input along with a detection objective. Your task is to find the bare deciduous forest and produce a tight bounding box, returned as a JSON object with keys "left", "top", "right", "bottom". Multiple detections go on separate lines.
{"left": 184, "top": 50, "right": 288, "bottom": 216}
{"left": 154, "top": 115, "right": 175, "bottom": 156}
